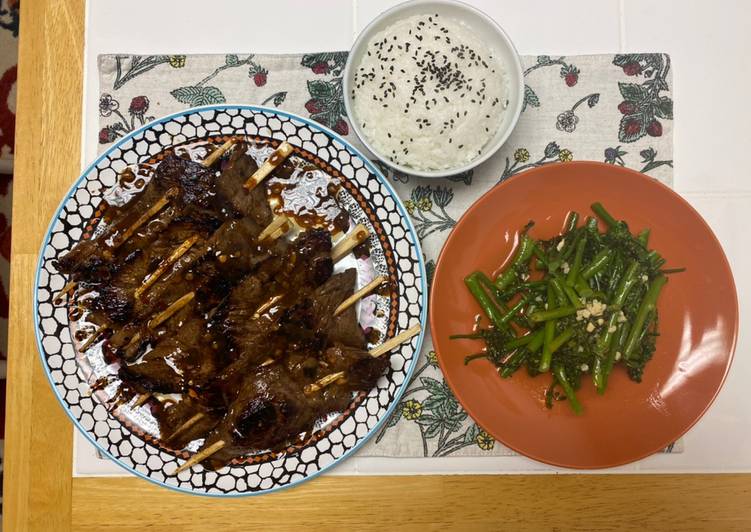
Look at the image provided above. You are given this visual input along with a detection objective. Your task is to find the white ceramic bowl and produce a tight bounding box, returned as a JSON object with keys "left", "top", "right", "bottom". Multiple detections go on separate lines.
{"left": 343, "top": 0, "right": 524, "bottom": 179}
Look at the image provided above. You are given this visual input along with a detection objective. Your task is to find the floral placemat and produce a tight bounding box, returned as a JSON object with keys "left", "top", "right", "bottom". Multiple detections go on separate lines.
{"left": 97, "top": 51, "right": 678, "bottom": 458}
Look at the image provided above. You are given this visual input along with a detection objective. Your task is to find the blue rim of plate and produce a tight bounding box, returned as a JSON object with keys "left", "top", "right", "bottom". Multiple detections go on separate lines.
{"left": 33, "top": 104, "right": 428, "bottom": 497}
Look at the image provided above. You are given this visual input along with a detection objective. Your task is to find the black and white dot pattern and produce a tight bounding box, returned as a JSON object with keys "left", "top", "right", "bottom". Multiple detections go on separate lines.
{"left": 35, "top": 105, "right": 426, "bottom": 495}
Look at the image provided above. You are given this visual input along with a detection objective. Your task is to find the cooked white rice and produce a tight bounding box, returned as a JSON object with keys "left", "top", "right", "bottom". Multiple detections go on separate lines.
{"left": 351, "top": 13, "right": 508, "bottom": 171}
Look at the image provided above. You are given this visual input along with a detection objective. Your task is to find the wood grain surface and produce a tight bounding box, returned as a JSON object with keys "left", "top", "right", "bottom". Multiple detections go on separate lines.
{"left": 4, "top": 0, "right": 751, "bottom": 530}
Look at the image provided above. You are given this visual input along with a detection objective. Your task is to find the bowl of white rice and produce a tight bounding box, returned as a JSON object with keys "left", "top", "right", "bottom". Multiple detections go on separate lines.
{"left": 343, "top": 0, "right": 524, "bottom": 178}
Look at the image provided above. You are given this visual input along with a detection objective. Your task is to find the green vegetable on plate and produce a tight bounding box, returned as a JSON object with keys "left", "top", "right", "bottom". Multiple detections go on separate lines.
{"left": 452, "top": 202, "right": 682, "bottom": 414}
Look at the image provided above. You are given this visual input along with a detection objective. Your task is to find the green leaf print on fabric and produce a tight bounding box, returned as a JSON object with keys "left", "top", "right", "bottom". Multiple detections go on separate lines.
{"left": 113, "top": 55, "right": 172, "bottom": 90}
{"left": 301, "top": 52, "right": 348, "bottom": 76}
{"left": 170, "top": 86, "right": 226, "bottom": 106}
{"left": 613, "top": 53, "right": 672, "bottom": 143}
{"left": 500, "top": 142, "right": 573, "bottom": 182}
{"left": 404, "top": 185, "right": 456, "bottom": 240}
{"left": 304, "top": 78, "right": 349, "bottom": 135}
{"left": 523, "top": 84, "right": 540, "bottom": 112}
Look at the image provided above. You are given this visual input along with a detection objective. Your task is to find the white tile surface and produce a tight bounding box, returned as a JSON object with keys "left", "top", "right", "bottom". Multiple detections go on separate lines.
{"left": 622, "top": 0, "right": 751, "bottom": 193}
{"left": 76, "top": 0, "right": 751, "bottom": 476}
{"left": 356, "top": 0, "right": 622, "bottom": 54}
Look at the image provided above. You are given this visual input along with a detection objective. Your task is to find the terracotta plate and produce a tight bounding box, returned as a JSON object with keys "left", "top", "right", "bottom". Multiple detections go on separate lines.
{"left": 430, "top": 161, "right": 738, "bottom": 469}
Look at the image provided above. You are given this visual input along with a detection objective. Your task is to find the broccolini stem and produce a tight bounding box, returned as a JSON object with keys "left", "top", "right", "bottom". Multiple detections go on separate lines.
{"left": 553, "top": 365, "right": 583, "bottom": 415}
{"left": 566, "top": 237, "right": 587, "bottom": 286}
{"left": 494, "top": 235, "right": 536, "bottom": 292}
{"left": 464, "top": 272, "right": 512, "bottom": 334}
{"left": 530, "top": 306, "right": 577, "bottom": 322}
{"left": 581, "top": 249, "right": 614, "bottom": 280}
{"left": 623, "top": 275, "right": 668, "bottom": 360}
{"left": 503, "top": 329, "right": 544, "bottom": 350}
{"left": 549, "top": 327, "right": 575, "bottom": 353}
{"left": 538, "top": 284, "right": 558, "bottom": 372}
{"left": 564, "top": 211, "right": 580, "bottom": 233}
{"left": 591, "top": 202, "right": 619, "bottom": 228}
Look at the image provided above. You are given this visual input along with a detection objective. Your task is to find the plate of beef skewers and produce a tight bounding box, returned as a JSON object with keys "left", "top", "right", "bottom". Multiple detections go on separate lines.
{"left": 35, "top": 105, "right": 426, "bottom": 495}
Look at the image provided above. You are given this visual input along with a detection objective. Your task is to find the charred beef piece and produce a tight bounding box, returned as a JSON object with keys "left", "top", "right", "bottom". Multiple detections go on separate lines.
{"left": 85, "top": 221, "right": 210, "bottom": 324}
{"left": 152, "top": 397, "right": 222, "bottom": 450}
{"left": 199, "top": 341, "right": 387, "bottom": 470}
{"left": 323, "top": 344, "right": 389, "bottom": 389}
{"left": 153, "top": 154, "right": 219, "bottom": 210}
{"left": 213, "top": 275, "right": 283, "bottom": 398}
{"left": 200, "top": 366, "right": 326, "bottom": 469}
{"left": 206, "top": 217, "right": 273, "bottom": 278}
{"left": 216, "top": 148, "right": 273, "bottom": 227}
{"left": 119, "top": 316, "right": 219, "bottom": 393}
{"left": 310, "top": 269, "right": 366, "bottom": 349}
{"left": 56, "top": 179, "right": 171, "bottom": 276}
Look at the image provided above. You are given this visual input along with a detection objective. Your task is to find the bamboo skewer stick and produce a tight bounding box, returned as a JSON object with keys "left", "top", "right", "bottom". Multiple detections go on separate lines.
{"left": 369, "top": 323, "right": 422, "bottom": 358}
{"left": 243, "top": 142, "right": 294, "bottom": 191}
{"left": 148, "top": 292, "right": 196, "bottom": 329}
{"left": 258, "top": 215, "right": 291, "bottom": 241}
{"left": 304, "top": 371, "right": 345, "bottom": 394}
{"left": 331, "top": 224, "right": 369, "bottom": 263}
{"left": 112, "top": 188, "right": 178, "bottom": 249}
{"left": 334, "top": 275, "right": 387, "bottom": 317}
{"left": 201, "top": 139, "right": 235, "bottom": 168}
{"left": 79, "top": 327, "right": 109, "bottom": 352}
{"left": 135, "top": 235, "right": 200, "bottom": 300}
{"left": 54, "top": 280, "right": 78, "bottom": 305}
{"left": 253, "top": 294, "right": 283, "bottom": 319}
{"left": 133, "top": 394, "right": 151, "bottom": 408}
{"left": 174, "top": 440, "right": 226, "bottom": 475}
{"left": 168, "top": 412, "right": 205, "bottom": 442}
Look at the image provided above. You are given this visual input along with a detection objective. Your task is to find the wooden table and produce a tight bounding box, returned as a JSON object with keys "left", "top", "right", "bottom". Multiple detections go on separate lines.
{"left": 4, "top": 1, "right": 751, "bottom": 530}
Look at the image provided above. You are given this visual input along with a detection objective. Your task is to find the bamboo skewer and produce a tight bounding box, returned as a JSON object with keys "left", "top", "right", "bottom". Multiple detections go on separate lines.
{"left": 79, "top": 327, "right": 109, "bottom": 352}
{"left": 168, "top": 412, "right": 205, "bottom": 442}
{"left": 304, "top": 371, "right": 346, "bottom": 394}
{"left": 253, "top": 294, "right": 283, "bottom": 319}
{"left": 171, "top": 322, "right": 422, "bottom": 473}
{"left": 112, "top": 188, "right": 178, "bottom": 250}
{"left": 258, "top": 215, "right": 291, "bottom": 241}
{"left": 174, "top": 440, "right": 226, "bottom": 475}
{"left": 243, "top": 142, "right": 294, "bottom": 191}
{"left": 334, "top": 275, "right": 387, "bottom": 317}
{"left": 331, "top": 224, "right": 369, "bottom": 263}
{"left": 148, "top": 292, "right": 196, "bottom": 329}
{"left": 54, "top": 280, "right": 78, "bottom": 305}
{"left": 133, "top": 394, "right": 151, "bottom": 408}
{"left": 201, "top": 139, "right": 236, "bottom": 168}
{"left": 135, "top": 235, "right": 200, "bottom": 300}
{"left": 369, "top": 323, "right": 422, "bottom": 358}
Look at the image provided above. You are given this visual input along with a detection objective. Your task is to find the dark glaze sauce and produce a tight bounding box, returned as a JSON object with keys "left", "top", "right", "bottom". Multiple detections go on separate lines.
{"left": 267, "top": 163, "right": 348, "bottom": 233}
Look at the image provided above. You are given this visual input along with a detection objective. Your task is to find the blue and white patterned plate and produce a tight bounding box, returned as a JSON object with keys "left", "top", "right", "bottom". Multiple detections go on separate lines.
{"left": 34, "top": 105, "right": 426, "bottom": 496}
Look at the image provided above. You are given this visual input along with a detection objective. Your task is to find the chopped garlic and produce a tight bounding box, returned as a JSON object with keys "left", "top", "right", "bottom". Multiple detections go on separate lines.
{"left": 580, "top": 363, "right": 589, "bottom": 372}
{"left": 615, "top": 351, "right": 622, "bottom": 361}
{"left": 597, "top": 318, "right": 605, "bottom": 326}
{"left": 587, "top": 299, "right": 607, "bottom": 317}
{"left": 608, "top": 325, "right": 617, "bottom": 333}
{"left": 616, "top": 311, "right": 627, "bottom": 323}
{"left": 561, "top": 262, "right": 570, "bottom": 274}
{"left": 576, "top": 308, "right": 591, "bottom": 321}
{"left": 641, "top": 274, "right": 649, "bottom": 282}
{"left": 556, "top": 239, "right": 565, "bottom": 252}
{"left": 586, "top": 322, "right": 595, "bottom": 333}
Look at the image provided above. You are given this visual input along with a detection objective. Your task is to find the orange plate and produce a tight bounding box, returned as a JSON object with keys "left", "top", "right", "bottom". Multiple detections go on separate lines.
{"left": 430, "top": 161, "right": 738, "bottom": 469}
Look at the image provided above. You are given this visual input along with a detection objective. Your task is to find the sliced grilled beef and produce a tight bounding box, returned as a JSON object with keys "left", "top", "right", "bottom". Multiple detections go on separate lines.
{"left": 216, "top": 147, "right": 273, "bottom": 226}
